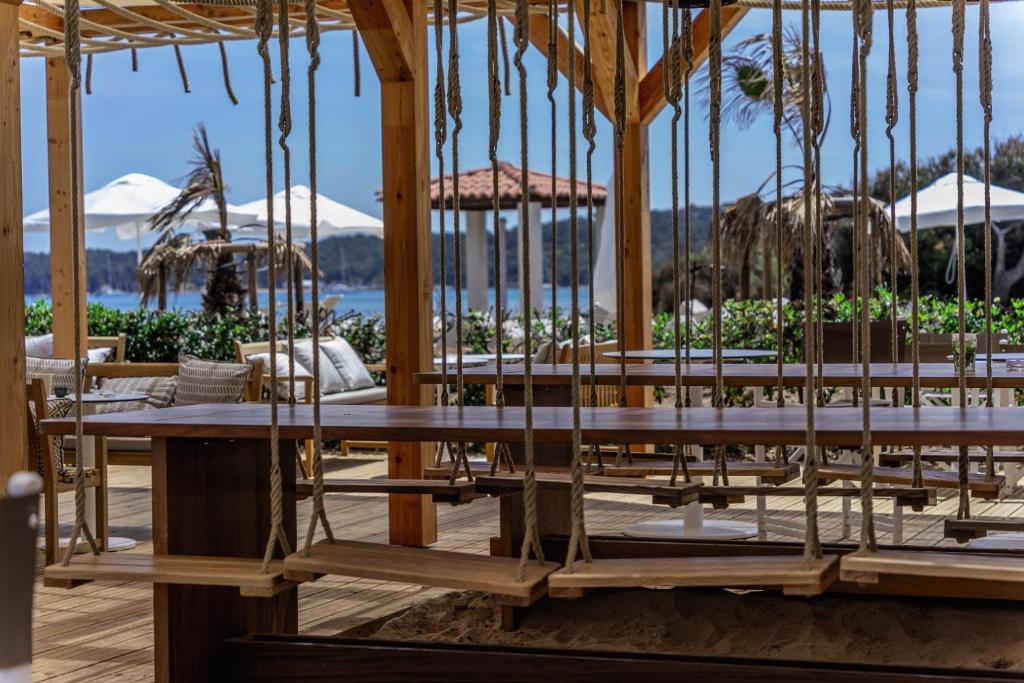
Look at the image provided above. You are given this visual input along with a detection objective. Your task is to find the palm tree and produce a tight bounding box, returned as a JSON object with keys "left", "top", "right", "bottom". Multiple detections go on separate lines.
{"left": 143, "top": 124, "right": 246, "bottom": 313}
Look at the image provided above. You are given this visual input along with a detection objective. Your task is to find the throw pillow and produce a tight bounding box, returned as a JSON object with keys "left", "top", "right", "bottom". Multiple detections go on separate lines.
{"left": 26, "top": 356, "right": 88, "bottom": 393}
{"left": 320, "top": 338, "right": 375, "bottom": 391}
{"left": 25, "top": 334, "right": 54, "bottom": 359}
{"left": 97, "top": 375, "right": 177, "bottom": 410}
{"left": 247, "top": 352, "right": 311, "bottom": 401}
{"left": 173, "top": 354, "right": 252, "bottom": 406}
{"left": 290, "top": 342, "right": 345, "bottom": 395}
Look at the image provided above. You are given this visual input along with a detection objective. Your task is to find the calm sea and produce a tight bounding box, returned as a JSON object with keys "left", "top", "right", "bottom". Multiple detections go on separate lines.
{"left": 26, "top": 285, "right": 591, "bottom": 317}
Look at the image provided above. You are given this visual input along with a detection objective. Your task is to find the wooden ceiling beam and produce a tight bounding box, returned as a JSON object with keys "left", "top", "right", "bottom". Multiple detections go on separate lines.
{"left": 637, "top": 4, "right": 747, "bottom": 125}
{"left": 526, "top": 13, "right": 613, "bottom": 122}
{"left": 574, "top": 0, "right": 638, "bottom": 123}
{"left": 347, "top": 0, "right": 413, "bottom": 82}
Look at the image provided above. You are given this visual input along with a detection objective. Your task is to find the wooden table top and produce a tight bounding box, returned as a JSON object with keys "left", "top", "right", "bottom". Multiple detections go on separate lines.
{"left": 41, "top": 402, "right": 1024, "bottom": 447}
{"left": 415, "top": 362, "right": 1024, "bottom": 389}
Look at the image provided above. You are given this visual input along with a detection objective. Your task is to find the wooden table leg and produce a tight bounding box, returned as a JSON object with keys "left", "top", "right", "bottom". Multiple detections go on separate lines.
{"left": 151, "top": 436, "right": 297, "bottom": 683}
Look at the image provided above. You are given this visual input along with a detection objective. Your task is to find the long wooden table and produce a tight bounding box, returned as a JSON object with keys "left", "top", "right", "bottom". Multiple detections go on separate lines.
{"left": 416, "top": 362, "right": 1024, "bottom": 389}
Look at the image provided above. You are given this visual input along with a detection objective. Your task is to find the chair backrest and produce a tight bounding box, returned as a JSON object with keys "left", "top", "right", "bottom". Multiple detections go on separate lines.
{"left": 912, "top": 331, "right": 1009, "bottom": 362}
{"left": 233, "top": 337, "right": 331, "bottom": 364}
{"left": 25, "top": 379, "right": 55, "bottom": 479}
{"left": 821, "top": 321, "right": 908, "bottom": 363}
{"left": 88, "top": 333, "right": 127, "bottom": 363}
{"left": 561, "top": 340, "right": 621, "bottom": 407}
{"left": 0, "top": 480, "right": 40, "bottom": 678}
{"left": 85, "top": 360, "right": 265, "bottom": 403}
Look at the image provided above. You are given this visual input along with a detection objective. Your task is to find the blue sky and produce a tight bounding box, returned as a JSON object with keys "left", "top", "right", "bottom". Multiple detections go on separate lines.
{"left": 18, "top": 3, "right": 1024, "bottom": 253}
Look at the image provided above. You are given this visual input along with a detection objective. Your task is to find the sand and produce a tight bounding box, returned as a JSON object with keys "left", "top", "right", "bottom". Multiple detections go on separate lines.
{"left": 348, "top": 588, "right": 1024, "bottom": 671}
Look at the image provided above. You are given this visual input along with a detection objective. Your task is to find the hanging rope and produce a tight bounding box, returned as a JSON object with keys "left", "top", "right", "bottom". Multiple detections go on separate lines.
{"left": 300, "top": 0, "right": 334, "bottom": 555}
{"left": 85, "top": 53, "right": 93, "bottom": 94}
{"left": 850, "top": 35, "right": 860, "bottom": 370}
{"left": 278, "top": 0, "right": 297, "bottom": 405}
{"left": 447, "top": 0, "right": 474, "bottom": 484}
{"left": 855, "top": 0, "right": 877, "bottom": 550}
{"left": 800, "top": 0, "right": 822, "bottom": 561}
{"left": 683, "top": 6, "right": 693, "bottom": 379}
{"left": 218, "top": 42, "right": 240, "bottom": 105}
{"left": 60, "top": 0, "right": 101, "bottom": 566}
{"left": 812, "top": 0, "right": 825, "bottom": 414}
{"left": 583, "top": 0, "right": 604, "bottom": 472}
{"left": 131, "top": 48, "right": 138, "bottom": 72}
{"left": 547, "top": 0, "right": 559, "bottom": 354}
{"left": 709, "top": 0, "right": 729, "bottom": 486}
{"left": 885, "top": 0, "right": 899, "bottom": 377}
{"left": 564, "top": 0, "right": 592, "bottom": 572}
{"left": 499, "top": 16, "right": 512, "bottom": 97}
{"left": 173, "top": 43, "right": 191, "bottom": 93}
{"left": 980, "top": 0, "right": 995, "bottom": 481}
{"left": 907, "top": 0, "right": 923, "bottom": 487}
{"left": 257, "top": 0, "right": 292, "bottom": 572}
{"left": 666, "top": 0, "right": 690, "bottom": 486}
{"left": 952, "top": 0, "right": 970, "bottom": 519}
{"left": 772, "top": 0, "right": 786, "bottom": 465}
{"left": 353, "top": 32, "right": 361, "bottom": 97}
{"left": 514, "top": 0, "right": 546, "bottom": 580}
{"left": 487, "top": 0, "right": 515, "bottom": 477}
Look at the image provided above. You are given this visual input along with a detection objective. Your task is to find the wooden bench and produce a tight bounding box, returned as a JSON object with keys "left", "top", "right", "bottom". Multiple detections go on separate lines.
{"left": 698, "top": 485, "right": 936, "bottom": 510}
{"left": 473, "top": 473, "right": 700, "bottom": 507}
{"left": 817, "top": 464, "right": 1006, "bottom": 499}
{"left": 841, "top": 549, "right": 1024, "bottom": 588}
{"left": 603, "top": 460, "right": 801, "bottom": 485}
{"left": 294, "top": 478, "right": 477, "bottom": 504}
{"left": 943, "top": 518, "right": 1024, "bottom": 543}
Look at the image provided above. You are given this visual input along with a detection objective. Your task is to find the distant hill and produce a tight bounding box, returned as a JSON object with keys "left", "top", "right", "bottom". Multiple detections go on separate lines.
{"left": 23, "top": 206, "right": 714, "bottom": 294}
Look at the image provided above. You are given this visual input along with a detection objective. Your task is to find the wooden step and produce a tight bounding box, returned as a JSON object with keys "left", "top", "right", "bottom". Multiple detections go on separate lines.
{"left": 817, "top": 464, "right": 1005, "bottom": 499}
{"left": 43, "top": 553, "right": 292, "bottom": 597}
{"left": 283, "top": 540, "right": 558, "bottom": 606}
{"left": 698, "top": 485, "right": 936, "bottom": 510}
{"left": 548, "top": 555, "right": 839, "bottom": 598}
{"left": 604, "top": 460, "right": 801, "bottom": 486}
{"left": 944, "top": 518, "right": 1024, "bottom": 543}
{"left": 879, "top": 450, "right": 1024, "bottom": 466}
{"left": 295, "top": 479, "right": 477, "bottom": 504}
{"left": 474, "top": 474, "right": 700, "bottom": 507}
{"left": 841, "top": 549, "right": 1024, "bottom": 586}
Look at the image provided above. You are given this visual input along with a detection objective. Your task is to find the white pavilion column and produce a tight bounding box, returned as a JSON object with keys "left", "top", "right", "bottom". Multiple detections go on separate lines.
{"left": 593, "top": 203, "right": 607, "bottom": 258}
{"left": 464, "top": 210, "right": 488, "bottom": 311}
{"left": 497, "top": 217, "right": 508, "bottom": 310}
{"left": 516, "top": 201, "right": 544, "bottom": 315}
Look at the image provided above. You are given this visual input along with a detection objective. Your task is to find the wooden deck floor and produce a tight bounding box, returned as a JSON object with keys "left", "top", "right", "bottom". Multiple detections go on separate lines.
{"left": 31, "top": 452, "right": 1024, "bottom": 682}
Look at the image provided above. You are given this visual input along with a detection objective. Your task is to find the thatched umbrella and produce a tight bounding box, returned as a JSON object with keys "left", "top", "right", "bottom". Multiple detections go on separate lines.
{"left": 138, "top": 234, "right": 312, "bottom": 311}
{"left": 721, "top": 189, "right": 911, "bottom": 300}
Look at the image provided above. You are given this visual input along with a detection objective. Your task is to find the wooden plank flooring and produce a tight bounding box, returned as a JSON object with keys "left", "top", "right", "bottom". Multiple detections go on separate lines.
{"left": 31, "top": 452, "right": 1024, "bottom": 682}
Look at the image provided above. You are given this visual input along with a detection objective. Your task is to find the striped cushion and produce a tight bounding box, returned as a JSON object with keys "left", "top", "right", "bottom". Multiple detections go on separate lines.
{"left": 172, "top": 354, "right": 251, "bottom": 406}
{"left": 26, "top": 356, "right": 88, "bottom": 393}
{"left": 97, "top": 376, "right": 177, "bottom": 409}
{"left": 27, "top": 398, "right": 73, "bottom": 476}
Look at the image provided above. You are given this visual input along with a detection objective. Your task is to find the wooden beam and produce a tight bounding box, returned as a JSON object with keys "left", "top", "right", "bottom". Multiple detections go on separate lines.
{"left": 638, "top": 5, "right": 748, "bottom": 125}
{"left": 574, "top": 0, "right": 638, "bottom": 123}
{"left": 354, "top": 0, "right": 437, "bottom": 546}
{"left": 1, "top": 0, "right": 27, "bottom": 489}
{"left": 527, "top": 13, "right": 613, "bottom": 122}
{"left": 46, "top": 56, "right": 87, "bottom": 359}
{"left": 347, "top": 0, "right": 413, "bottom": 83}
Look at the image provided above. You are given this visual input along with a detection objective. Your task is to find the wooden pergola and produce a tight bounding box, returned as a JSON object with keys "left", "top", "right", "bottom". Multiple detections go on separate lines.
{"left": 0, "top": 0, "right": 748, "bottom": 545}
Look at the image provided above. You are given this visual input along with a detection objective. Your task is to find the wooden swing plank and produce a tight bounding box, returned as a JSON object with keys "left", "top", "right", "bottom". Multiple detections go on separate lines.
{"left": 817, "top": 464, "right": 1005, "bottom": 499}
{"left": 879, "top": 450, "right": 1024, "bottom": 466}
{"left": 473, "top": 473, "right": 700, "bottom": 506}
{"left": 43, "top": 403, "right": 1024, "bottom": 448}
{"left": 604, "top": 460, "right": 801, "bottom": 485}
{"left": 698, "top": 485, "right": 936, "bottom": 510}
{"left": 282, "top": 540, "right": 557, "bottom": 606}
{"left": 43, "top": 553, "right": 292, "bottom": 597}
{"left": 294, "top": 478, "right": 477, "bottom": 504}
{"left": 840, "top": 549, "right": 1024, "bottom": 586}
{"left": 547, "top": 555, "right": 839, "bottom": 598}
{"left": 416, "top": 362, "right": 1024, "bottom": 389}
{"left": 944, "top": 518, "right": 1024, "bottom": 543}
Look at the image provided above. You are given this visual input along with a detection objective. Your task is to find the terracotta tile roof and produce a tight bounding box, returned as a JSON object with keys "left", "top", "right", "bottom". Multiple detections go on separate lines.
{"left": 428, "top": 161, "right": 608, "bottom": 210}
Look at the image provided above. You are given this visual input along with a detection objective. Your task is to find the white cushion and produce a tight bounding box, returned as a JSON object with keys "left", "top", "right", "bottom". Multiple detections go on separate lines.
{"left": 247, "top": 352, "right": 311, "bottom": 401}
{"left": 87, "top": 347, "right": 114, "bottom": 364}
{"left": 319, "top": 386, "right": 387, "bottom": 405}
{"left": 320, "top": 338, "right": 375, "bottom": 391}
{"left": 25, "top": 334, "right": 54, "bottom": 359}
{"left": 290, "top": 342, "right": 345, "bottom": 395}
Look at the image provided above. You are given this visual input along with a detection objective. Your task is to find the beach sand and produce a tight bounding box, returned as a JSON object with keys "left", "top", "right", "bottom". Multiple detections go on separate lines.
{"left": 348, "top": 588, "right": 1024, "bottom": 672}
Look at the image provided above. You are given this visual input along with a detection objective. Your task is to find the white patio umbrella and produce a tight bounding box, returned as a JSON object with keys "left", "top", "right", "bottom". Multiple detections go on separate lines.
{"left": 23, "top": 173, "right": 258, "bottom": 263}
{"left": 231, "top": 185, "right": 384, "bottom": 242}
{"left": 889, "top": 172, "right": 1024, "bottom": 285}
{"left": 591, "top": 174, "right": 617, "bottom": 322}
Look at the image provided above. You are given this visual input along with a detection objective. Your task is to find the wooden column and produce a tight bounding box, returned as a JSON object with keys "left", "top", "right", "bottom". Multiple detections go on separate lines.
{"left": 0, "top": 0, "right": 27, "bottom": 487}
{"left": 619, "top": 1, "right": 652, "bottom": 409}
{"left": 349, "top": 0, "right": 436, "bottom": 546}
{"left": 45, "top": 56, "right": 87, "bottom": 359}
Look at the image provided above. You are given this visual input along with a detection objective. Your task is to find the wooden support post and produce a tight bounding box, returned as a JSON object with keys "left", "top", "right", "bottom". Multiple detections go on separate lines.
{"left": 619, "top": 1, "right": 652, "bottom": 410}
{"left": 45, "top": 56, "right": 88, "bottom": 359}
{"left": 350, "top": 0, "right": 436, "bottom": 546}
{"left": 0, "top": 0, "right": 27, "bottom": 488}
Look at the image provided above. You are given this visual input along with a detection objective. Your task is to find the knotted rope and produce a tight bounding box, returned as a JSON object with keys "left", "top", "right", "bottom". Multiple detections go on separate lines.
{"left": 487, "top": 0, "right": 516, "bottom": 477}
{"left": 547, "top": 0, "right": 559, "bottom": 351}
{"left": 257, "top": 0, "right": 292, "bottom": 572}
{"left": 885, "top": 0, "right": 899, "bottom": 376}
{"left": 515, "top": 0, "right": 546, "bottom": 580}
{"left": 952, "top": 0, "right": 970, "bottom": 518}
{"left": 278, "top": 0, "right": 297, "bottom": 405}
{"left": 564, "top": 0, "right": 593, "bottom": 572}
{"left": 980, "top": 0, "right": 995, "bottom": 480}
{"left": 60, "top": 0, "right": 101, "bottom": 565}
{"left": 855, "top": 0, "right": 877, "bottom": 550}
{"left": 173, "top": 43, "right": 191, "bottom": 93}
{"left": 683, "top": 6, "right": 693, "bottom": 377}
{"left": 907, "top": 0, "right": 923, "bottom": 487}
{"left": 300, "top": 0, "right": 334, "bottom": 554}
{"left": 218, "top": 42, "right": 240, "bottom": 105}
{"left": 772, "top": 0, "right": 786, "bottom": 465}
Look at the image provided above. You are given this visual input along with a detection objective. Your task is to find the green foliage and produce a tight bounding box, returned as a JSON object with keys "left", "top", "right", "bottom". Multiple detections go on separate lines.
{"left": 24, "top": 300, "right": 53, "bottom": 336}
